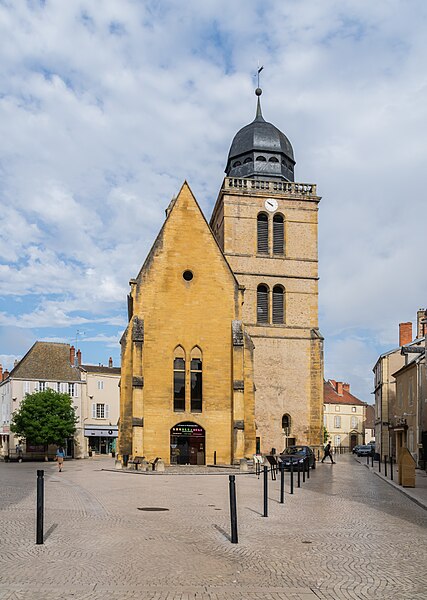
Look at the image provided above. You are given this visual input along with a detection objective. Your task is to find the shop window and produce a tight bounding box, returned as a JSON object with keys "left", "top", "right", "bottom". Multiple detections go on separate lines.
{"left": 257, "top": 284, "right": 269, "bottom": 323}
{"left": 257, "top": 213, "right": 269, "bottom": 254}
{"left": 190, "top": 347, "right": 202, "bottom": 413}
{"left": 173, "top": 346, "right": 186, "bottom": 412}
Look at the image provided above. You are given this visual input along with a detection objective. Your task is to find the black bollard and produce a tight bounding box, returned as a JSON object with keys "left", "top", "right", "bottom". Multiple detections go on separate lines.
{"left": 317, "top": 449, "right": 320, "bottom": 461}
{"left": 297, "top": 464, "right": 301, "bottom": 488}
{"left": 290, "top": 460, "right": 294, "bottom": 494}
{"left": 371, "top": 453, "right": 374, "bottom": 468}
{"left": 378, "top": 454, "right": 381, "bottom": 474}
{"left": 36, "top": 470, "right": 44, "bottom": 545}
{"left": 390, "top": 456, "right": 393, "bottom": 481}
{"left": 384, "top": 455, "right": 388, "bottom": 478}
{"left": 263, "top": 465, "right": 268, "bottom": 517}
{"left": 214, "top": 450, "right": 217, "bottom": 466}
{"left": 307, "top": 458, "right": 310, "bottom": 480}
{"left": 229, "top": 475, "right": 238, "bottom": 544}
{"left": 280, "top": 461, "right": 285, "bottom": 504}
{"left": 302, "top": 459, "right": 306, "bottom": 483}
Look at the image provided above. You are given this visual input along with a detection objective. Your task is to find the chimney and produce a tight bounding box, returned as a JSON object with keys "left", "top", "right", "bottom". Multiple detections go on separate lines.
{"left": 108, "top": 357, "right": 113, "bottom": 368}
{"left": 343, "top": 383, "right": 350, "bottom": 393}
{"left": 3, "top": 369, "right": 9, "bottom": 381}
{"left": 336, "top": 382, "right": 343, "bottom": 395}
{"left": 417, "top": 308, "right": 427, "bottom": 339}
{"left": 70, "top": 345, "right": 75, "bottom": 365}
{"left": 76, "top": 349, "right": 82, "bottom": 366}
{"left": 0, "top": 364, "right": 2, "bottom": 380}
{"left": 399, "top": 322, "right": 412, "bottom": 346}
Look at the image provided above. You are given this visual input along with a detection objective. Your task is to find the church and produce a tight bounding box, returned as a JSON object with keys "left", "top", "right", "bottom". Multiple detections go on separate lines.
{"left": 118, "top": 87, "right": 324, "bottom": 465}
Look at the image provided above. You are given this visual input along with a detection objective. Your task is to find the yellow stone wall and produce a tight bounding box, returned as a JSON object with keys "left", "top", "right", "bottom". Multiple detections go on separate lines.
{"left": 118, "top": 183, "right": 256, "bottom": 464}
{"left": 210, "top": 181, "right": 324, "bottom": 453}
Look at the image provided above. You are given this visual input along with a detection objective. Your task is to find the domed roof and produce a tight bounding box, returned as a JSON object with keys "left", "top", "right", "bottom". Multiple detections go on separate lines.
{"left": 225, "top": 90, "right": 295, "bottom": 182}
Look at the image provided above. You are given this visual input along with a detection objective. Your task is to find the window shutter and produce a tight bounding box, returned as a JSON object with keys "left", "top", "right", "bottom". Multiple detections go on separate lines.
{"left": 92, "top": 403, "right": 96, "bottom": 418}
{"left": 257, "top": 285, "right": 269, "bottom": 323}
{"left": 273, "top": 215, "right": 284, "bottom": 254}
{"left": 74, "top": 384, "right": 79, "bottom": 398}
{"left": 105, "top": 404, "right": 110, "bottom": 419}
{"left": 61, "top": 383, "right": 67, "bottom": 393}
{"left": 272, "top": 287, "right": 284, "bottom": 324}
{"left": 257, "top": 214, "right": 269, "bottom": 254}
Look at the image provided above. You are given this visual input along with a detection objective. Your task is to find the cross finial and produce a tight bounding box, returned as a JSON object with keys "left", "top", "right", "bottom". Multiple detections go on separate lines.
{"left": 255, "top": 62, "right": 264, "bottom": 119}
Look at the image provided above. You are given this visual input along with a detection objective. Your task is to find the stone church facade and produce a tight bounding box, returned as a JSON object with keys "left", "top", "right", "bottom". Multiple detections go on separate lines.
{"left": 118, "top": 89, "right": 323, "bottom": 464}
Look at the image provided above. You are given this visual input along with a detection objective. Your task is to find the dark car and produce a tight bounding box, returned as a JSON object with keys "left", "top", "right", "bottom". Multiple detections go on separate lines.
{"left": 352, "top": 444, "right": 363, "bottom": 454}
{"left": 280, "top": 445, "right": 316, "bottom": 470}
{"left": 356, "top": 445, "right": 374, "bottom": 457}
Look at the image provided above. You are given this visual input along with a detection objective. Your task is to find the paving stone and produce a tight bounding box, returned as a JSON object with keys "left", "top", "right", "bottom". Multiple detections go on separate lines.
{"left": 0, "top": 456, "right": 426, "bottom": 599}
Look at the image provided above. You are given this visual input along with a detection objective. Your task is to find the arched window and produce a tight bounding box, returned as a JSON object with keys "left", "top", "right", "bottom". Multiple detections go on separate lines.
{"left": 272, "top": 286, "right": 284, "bottom": 324}
{"left": 257, "top": 285, "right": 269, "bottom": 323}
{"left": 256, "top": 155, "right": 266, "bottom": 161}
{"left": 190, "top": 347, "right": 202, "bottom": 413}
{"left": 244, "top": 156, "right": 253, "bottom": 163}
{"left": 273, "top": 214, "right": 284, "bottom": 255}
{"left": 257, "top": 213, "right": 268, "bottom": 254}
{"left": 173, "top": 346, "right": 186, "bottom": 412}
{"left": 282, "top": 414, "right": 291, "bottom": 433}
{"left": 233, "top": 161, "right": 241, "bottom": 167}
{"left": 269, "top": 156, "right": 279, "bottom": 163}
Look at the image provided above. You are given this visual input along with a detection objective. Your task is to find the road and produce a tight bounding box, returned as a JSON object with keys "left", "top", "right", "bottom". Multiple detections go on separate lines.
{"left": 0, "top": 454, "right": 426, "bottom": 600}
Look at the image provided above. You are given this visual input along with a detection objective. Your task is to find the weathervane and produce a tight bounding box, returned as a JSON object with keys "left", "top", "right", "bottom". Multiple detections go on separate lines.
{"left": 256, "top": 62, "right": 264, "bottom": 92}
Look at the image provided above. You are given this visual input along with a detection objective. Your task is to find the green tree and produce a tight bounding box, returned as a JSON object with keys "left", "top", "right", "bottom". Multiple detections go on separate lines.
{"left": 323, "top": 426, "right": 329, "bottom": 444}
{"left": 11, "top": 389, "right": 77, "bottom": 452}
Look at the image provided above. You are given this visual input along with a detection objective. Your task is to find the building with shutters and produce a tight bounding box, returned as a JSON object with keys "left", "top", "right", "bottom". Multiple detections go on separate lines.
{"left": 0, "top": 342, "right": 120, "bottom": 459}
{"left": 323, "top": 379, "right": 367, "bottom": 451}
{"left": 119, "top": 87, "right": 324, "bottom": 464}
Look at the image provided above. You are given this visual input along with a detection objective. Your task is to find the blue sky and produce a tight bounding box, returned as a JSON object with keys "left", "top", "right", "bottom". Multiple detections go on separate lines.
{"left": 1, "top": 0, "right": 426, "bottom": 401}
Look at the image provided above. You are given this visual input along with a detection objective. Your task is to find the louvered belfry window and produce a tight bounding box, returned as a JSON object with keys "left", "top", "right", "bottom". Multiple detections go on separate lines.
{"left": 257, "top": 285, "right": 269, "bottom": 323}
{"left": 257, "top": 213, "right": 269, "bottom": 254}
{"left": 272, "top": 286, "right": 284, "bottom": 324}
{"left": 273, "top": 214, "right": 284, "bottom": 254}
{"left": 173, "top": 347, "right": 186, "bottom": 412}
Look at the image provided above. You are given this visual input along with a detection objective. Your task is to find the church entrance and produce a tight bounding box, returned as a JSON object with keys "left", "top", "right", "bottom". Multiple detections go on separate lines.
{"left": 170, "top": 422, "right": 205, "bottom": 465}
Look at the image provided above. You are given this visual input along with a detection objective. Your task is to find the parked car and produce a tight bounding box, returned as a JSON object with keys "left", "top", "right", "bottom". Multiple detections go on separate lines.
{"left": 356, "top": 445, "right": 374, "bottom": 457}
{"left": 280, "top": 445, "right": 316, "bottom": 470}
{"left": 352, "top": 445, "right": 363, "bottom": 454}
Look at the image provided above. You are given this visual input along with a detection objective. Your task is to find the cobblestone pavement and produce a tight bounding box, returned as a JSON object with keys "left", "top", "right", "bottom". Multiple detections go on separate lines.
{"left": 0, "top": 454, "right": 426, "bottom": 600}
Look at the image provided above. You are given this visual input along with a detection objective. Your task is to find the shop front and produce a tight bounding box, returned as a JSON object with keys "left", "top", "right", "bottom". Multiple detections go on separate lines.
{"left": 85, "top": 425, "right": 118, "bottom": 455}
{"left": 170, "top": 422, "right": 205, "bottom": 465}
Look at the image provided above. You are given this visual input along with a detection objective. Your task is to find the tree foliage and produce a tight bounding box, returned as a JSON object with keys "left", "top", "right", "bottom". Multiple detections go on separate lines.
{"left": 11, "top": 389, "right": 77, "bottom": 446}
{"left": 323, "top": 426, "right": 329, "bottom": 444}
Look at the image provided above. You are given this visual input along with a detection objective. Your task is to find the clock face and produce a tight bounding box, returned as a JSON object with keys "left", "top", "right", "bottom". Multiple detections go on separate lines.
{"left": 265, "top": 198, "right": 278, "bottom": 212}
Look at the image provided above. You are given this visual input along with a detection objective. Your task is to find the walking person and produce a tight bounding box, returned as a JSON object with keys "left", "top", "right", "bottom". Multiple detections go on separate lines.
{"left": 321, "top": 441, "right": 335, "bottom": 464}
{"left": 56, "top": 446, "right": 65, "bottom": 472}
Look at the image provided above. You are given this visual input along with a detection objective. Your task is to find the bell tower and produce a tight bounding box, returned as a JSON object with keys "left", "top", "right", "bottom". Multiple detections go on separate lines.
{"left": 210, "top": 87, "right": 323, "bottom": 452}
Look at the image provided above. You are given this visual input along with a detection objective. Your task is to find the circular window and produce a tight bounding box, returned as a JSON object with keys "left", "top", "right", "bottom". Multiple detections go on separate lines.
{"left": 183, "top": 270, "right": 193, "bottom": 281}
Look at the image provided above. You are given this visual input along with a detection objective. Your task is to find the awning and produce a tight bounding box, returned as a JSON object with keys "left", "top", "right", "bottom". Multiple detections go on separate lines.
{"left": 84, "top": 426, "right": 118, "bottom": 438}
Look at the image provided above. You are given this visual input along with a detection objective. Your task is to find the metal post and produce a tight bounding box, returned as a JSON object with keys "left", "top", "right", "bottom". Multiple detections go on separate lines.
{"left": 307, "top": 458, "right": 310, "bottom": 479}
{"left": 297, "top": 464, "right": 301, "bottom": 488}
{"left": 214, "top": 451, "right": 217, "bottom": 466}
{"left": 378, "top": 454, "right": 381, "bottom": 473}
{"left": 384, "top": 455, "right": 388, "bottom": 478}
{"left": 317, "top": 449, "right": 320, "bottom": 461}
{"left": 280, "top": 461, "right": 285, "bottom": 504}
{"left": 371, "top": 453, "right": 374, "bottom": 467}
{"left": 302, "top": 459, "right": 306, "bottom": 483}
{"left": 229, "top": 475, "right": 238, "bottom": 544}
{"left": 390, "top": 456, "right": 393, "bottom": 481}
{"left": 263, "top": 465, "right": 268, "bottom": 517}
{"left": 36, "top": 470, "right": 44, "bottom": 545}
{"left": 290, "top": 460, "right": 294, "bottom": 494}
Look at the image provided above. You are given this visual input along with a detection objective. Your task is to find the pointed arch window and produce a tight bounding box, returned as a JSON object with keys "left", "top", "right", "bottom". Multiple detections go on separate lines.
{"left": 257, "top": 284, "right": 269, "bottom": 323}
{"left": 173, "top": 346, "right": 186, "bottom": 412}
{"left": 190, "top": 347, "right": 203, "bottom": 413}
{"left": 257, "top": 213, "right": 269, "bottom": 254}
{"left": 282, "top": 414, "right": 291, "bottom": 433}
{"left": 272, "top": 286, "right": 285, "bottom": 324}
{"left": 273, "top": 214, "right": 284, "bottom": 255}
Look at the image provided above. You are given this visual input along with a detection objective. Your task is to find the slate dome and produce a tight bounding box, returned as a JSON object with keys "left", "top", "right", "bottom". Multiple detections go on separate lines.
{"left": 225, "top": 90, "right": 295, "bottom": 182}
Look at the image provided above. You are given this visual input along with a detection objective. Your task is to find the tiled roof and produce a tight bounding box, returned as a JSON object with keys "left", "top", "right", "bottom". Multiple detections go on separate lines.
{"left": 9, "top": 342, "right": 81, "bottom": 382}
{"left": 324, "top": 380, "right": 365, "bottom": 406}
{"left": 81, "top": 364, "right": 121, "bottom": 375}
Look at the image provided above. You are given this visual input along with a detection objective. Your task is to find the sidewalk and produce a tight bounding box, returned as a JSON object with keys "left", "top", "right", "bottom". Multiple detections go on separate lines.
{"left": 355, "top": 455, "right": 427, "bottom": 510}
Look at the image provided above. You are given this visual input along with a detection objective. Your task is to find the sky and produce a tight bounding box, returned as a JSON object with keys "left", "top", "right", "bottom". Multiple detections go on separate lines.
{"left": 1, "top": 0, "right": 426, "bottom": 402}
